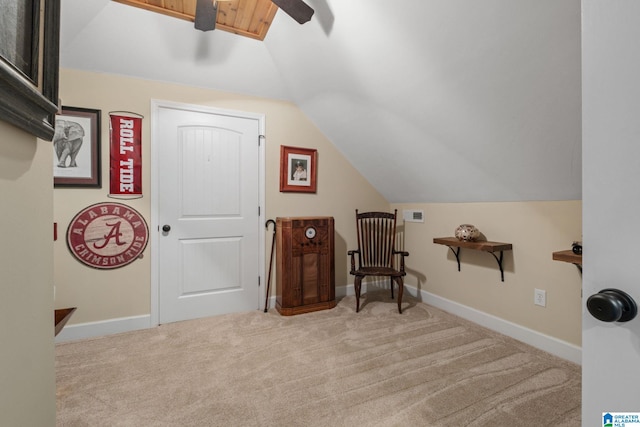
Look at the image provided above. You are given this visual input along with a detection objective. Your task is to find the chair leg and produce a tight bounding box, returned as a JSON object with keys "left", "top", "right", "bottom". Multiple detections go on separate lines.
{"left": 390, "top": 276, "right": 394, "bottom": 299}
{"left": 354, "top": 276, "right": 363, "bottom": 312}
{"left": 395, "top": 277, "right": 404, "bottom": 314}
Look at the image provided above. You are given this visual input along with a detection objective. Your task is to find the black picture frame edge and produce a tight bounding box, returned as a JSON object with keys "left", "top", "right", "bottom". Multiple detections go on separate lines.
{"left": 53, "top": 106, "right": 102, "bottom": 188}
{"left": 43, "top": 0, "right": 61, "bottom": 127}
{"left": 0, "top": 0, "right": 60, "bottom": 141}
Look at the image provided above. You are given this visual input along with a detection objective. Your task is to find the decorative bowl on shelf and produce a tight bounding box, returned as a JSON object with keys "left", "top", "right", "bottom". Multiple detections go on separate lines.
{"left": 455, "top": 224, "right": 480, "bottom": 241}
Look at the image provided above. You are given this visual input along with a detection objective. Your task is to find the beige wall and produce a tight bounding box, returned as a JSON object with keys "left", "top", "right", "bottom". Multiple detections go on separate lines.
{"left": 55, "top": 69, "right": 582, "bottom": 350}
{"left": 392, "top": 201, "right": 582, "bottom": 346}
{"left": 54, "top": 69, "right": 389, "bottom": 324}
{"left": 0, "top": 121, "right": 55, "bottom": 425}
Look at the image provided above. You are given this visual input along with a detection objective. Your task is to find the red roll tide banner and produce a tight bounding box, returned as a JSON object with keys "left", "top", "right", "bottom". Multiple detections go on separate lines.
{"left": 109, "top": 112, "right": 142, "bottom": 197}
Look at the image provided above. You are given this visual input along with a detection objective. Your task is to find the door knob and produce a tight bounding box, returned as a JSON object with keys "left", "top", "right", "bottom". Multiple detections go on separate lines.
{"left": 162, "top": 224, "right": 171, "bottom": 232}
{"left": 587, "top": 288, "right": 637, "bottom": 322}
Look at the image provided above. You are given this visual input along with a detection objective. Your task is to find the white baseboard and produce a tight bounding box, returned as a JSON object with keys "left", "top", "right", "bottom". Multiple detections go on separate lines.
{"left": 55, "top": 314, "right": 152, "bottom": 343}
{"left": 338, "top": 283, "right": 582, "bottom": 365}
{"left": 57, "top": 285, "right": 582, "bottom": 365}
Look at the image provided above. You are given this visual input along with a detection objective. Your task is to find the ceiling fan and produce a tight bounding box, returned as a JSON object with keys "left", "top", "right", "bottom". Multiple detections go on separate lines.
{"left": 195, "top": 0, "right": 314, "bottom": 32}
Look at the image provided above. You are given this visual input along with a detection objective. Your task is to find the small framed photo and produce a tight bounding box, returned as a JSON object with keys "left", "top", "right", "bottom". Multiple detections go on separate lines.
{"left": 53, "top": 106, "right": 102, "bottom": 188}
{"left": 279, "top": 145, "right": 317, "bottom": 193}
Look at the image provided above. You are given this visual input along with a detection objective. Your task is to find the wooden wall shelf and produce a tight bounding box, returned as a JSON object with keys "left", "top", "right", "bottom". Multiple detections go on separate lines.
{"left": 433, "top": 237, "right": 513, "bottom": 282}
{"left": 54, "top": 307, "right": 76, "bottom": 337}
{"left": 552, "top": 250, "right": 582, "bottom": 273}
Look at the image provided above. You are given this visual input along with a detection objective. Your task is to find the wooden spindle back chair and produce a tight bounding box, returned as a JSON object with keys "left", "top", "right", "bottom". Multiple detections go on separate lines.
{"left": 348, "top": 209, "right": 409, "bottom": 313}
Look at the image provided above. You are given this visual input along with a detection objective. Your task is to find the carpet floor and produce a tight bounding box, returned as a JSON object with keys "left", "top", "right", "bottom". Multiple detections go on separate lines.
{"left": 56, "top": 292, "right": 581, "bottom": 426}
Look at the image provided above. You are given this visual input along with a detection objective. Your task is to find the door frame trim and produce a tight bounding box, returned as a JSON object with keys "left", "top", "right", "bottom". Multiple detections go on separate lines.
{"left": 150, "top": 99, "right": 266, "bottom": 326}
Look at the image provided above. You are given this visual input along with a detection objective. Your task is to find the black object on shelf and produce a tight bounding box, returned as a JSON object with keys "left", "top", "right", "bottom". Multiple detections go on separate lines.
{"left": 572, "top": 241, "right": 582, "bottom": 255}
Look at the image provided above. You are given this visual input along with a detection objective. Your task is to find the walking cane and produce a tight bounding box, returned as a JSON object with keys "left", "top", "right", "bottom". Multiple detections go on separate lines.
{"left": 264, "top": 219, "right": 276, "bottom": 313}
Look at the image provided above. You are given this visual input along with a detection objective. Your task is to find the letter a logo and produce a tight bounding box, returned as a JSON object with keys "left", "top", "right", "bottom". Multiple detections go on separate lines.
{"left": 94, "top": 221, "right": 127, "bottom": 249}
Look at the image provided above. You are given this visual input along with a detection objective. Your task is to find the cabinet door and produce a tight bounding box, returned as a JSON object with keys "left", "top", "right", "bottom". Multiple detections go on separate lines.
{"left": 292, "top": 218, "right": 332, "bottom": 305}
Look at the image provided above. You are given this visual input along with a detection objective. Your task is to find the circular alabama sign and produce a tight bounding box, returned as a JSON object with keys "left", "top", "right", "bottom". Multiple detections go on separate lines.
{"left": 66, "top": 202, "right": 149, "bottom": 269}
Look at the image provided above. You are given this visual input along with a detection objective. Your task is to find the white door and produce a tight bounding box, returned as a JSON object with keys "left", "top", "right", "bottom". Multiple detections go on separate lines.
{"left": 582, "top": 1, "right": 640, "bottom": 424}
{"left": 153, "top": 101, "right": 264, "bottom": 324}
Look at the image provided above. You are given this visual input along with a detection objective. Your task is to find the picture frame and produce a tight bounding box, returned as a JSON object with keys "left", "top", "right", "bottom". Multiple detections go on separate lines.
{"left": 0, "top": 0, "right": 61, "bottom": 140}
{"left": 279, "top": 145, "right": 317, "bottom": 193}
{"left": 53, "top": 106, "right": 102, "bottom": 188}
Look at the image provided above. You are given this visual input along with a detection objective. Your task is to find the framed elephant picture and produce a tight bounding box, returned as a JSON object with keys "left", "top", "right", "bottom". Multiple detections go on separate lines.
{"left": 53, "top": 106, "right": 102, "bottom": 188}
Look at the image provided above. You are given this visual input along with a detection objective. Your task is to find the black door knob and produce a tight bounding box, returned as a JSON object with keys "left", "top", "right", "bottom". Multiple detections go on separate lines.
{"left": 587, "top": 288, "right": 637, "bottom": 322}
{"left": 162, "top": 224, "right": 171, "bottom": 233}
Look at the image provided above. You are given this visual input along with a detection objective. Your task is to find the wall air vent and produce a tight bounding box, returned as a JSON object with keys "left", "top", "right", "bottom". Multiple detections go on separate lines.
{"left": 403, "top": 209, "right": 424, "bottom": 223}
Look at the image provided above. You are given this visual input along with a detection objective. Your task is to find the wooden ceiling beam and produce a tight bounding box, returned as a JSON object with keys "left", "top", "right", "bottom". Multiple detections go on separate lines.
{"left": 112, "top": 0, "right": 277, "bottom": 40}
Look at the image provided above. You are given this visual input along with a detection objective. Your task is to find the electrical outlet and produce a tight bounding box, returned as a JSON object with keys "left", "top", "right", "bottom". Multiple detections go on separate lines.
{"left": 534, "top": 288, "right": 546, "bottom": 307}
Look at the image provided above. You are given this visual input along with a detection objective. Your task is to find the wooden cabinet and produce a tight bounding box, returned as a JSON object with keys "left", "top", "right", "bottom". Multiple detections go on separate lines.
{"left": 276, "top": 217, "right": 336, "bottom": 315}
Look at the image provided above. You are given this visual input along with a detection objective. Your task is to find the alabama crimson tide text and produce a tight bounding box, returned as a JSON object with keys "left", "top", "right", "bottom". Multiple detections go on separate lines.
{"left": 67, "top": 202, "right": 149, "bottom": 269}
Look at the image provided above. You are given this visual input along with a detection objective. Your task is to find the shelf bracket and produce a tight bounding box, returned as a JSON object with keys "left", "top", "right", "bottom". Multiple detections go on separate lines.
{"left": 446, "top": 246, "right": 461, "bottom": 271}
{"left": 488, "top": 251, "right": 505, "bottom": 282}
{"left": 446, "top": 246, "right": 506, "bottom": 282}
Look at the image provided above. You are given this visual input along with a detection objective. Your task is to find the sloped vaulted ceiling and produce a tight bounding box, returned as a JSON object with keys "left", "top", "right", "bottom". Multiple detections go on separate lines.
{"left": 59, "top": 0, "right": 582, "bottom": 203}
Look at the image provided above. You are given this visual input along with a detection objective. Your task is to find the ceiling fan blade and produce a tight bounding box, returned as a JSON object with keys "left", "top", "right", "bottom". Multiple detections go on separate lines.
{"left": 195, "top": 0, "right": 217, "bottom": 32}
{"left": 271, "top": 0, "right": 314, "bottom": 24}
